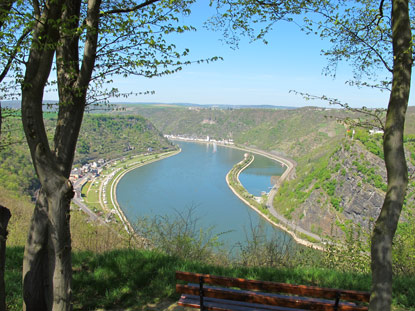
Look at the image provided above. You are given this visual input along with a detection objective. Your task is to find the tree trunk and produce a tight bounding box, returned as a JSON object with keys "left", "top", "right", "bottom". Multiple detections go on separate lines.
{"left": 369, "top": 1, "right": 412, "bottom": 310}
{"left": 22, "top": 158, "right": 74, "bottom": 311}
{"left": 21, "top": 1, "right": 71, "bottom": 310}
{"left": 22, "top": 191, "right": 49, "bottom": 310}
{"left": 0, "top": 205, "right": 11, "bottom": 311}
{"left": 23, "top": 184, "right": 73, "bottom": 311}
{"left": 22, "top": 1, "right": 101, "bottom": 310}
{"left": 46, "top": 177, "right": 73, "bottom": 311}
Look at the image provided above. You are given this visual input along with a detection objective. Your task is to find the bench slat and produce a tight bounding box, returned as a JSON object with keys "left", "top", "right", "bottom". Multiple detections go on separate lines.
{"left": 176, "top": 271, "right": 370, "bottom": 303}
{"left": 176, "top": 284, "right": 368, "bottom": 311}
{"left": 179, "top": 294, "right": 305, "bottom": 311}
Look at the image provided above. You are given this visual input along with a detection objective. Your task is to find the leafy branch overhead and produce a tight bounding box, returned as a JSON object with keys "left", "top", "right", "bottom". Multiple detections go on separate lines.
{"left": 210, "top": 0, "right": 415, "bottom": 87}
{"left": 59, "top": 0, "right": 221, "bottom": 108}
{"left": 291, "top": 90, "right": 387, "bottom": 131}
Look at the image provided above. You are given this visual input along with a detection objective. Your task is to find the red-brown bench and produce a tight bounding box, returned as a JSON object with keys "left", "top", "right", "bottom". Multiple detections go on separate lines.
{"left": 176, "top": 271, "right": 370, "bottom": 311}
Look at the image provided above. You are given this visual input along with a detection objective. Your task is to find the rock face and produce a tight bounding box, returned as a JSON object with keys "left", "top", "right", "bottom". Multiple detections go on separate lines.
{"left": 337, "top": 143, "right": 386, "bottom": 230}
{"left": 288, "top": 140, "right": 388, "bottom": 238}
{"left": 341, "top": 178, "right": 384, "bottom": 229}
{"left": 297, "top": 190, "right": 338, "bottom": 237}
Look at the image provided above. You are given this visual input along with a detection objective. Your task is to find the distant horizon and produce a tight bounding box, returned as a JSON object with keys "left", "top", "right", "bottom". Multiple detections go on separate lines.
{"left": 4, "top": 99, "right": 408, "bottom": 110}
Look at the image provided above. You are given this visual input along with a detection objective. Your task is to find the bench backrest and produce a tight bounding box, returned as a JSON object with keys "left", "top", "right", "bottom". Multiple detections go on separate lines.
{"left": 176, "top": 271, "right": 370, "bottom": 311}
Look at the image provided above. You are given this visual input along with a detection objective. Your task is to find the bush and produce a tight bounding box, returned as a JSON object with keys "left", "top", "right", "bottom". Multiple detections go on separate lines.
{"left": 235, "top": 220, "right": 321, "bottom": 269}
{"left": 323, "top": 222, "right": 371, "bottom": 274}
{"left": 135, "top": 207, "right": 227, "bottom": 264}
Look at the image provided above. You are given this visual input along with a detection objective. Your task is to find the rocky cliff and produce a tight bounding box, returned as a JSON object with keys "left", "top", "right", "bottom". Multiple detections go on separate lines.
{"left": 275, "top": 133, "right": 415, "bottom": 239}
{"left": 274, "top": 137, "right": 394, "bottom": 238}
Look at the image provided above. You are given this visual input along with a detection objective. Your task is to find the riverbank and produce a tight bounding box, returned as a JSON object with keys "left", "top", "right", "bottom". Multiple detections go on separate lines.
{"left": 80, "top": 149, "right": 181, "bottom": 235}
{"left": 225, "top": 152, "right": 323, "bottom": 250}
{"left": 108, "top": 149, "right": 181, "bottom": 234}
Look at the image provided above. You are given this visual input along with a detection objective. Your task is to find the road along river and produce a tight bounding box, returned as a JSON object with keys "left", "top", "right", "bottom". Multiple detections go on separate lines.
{"left": 116, "top": 141, "right": 291, "bottom": 250}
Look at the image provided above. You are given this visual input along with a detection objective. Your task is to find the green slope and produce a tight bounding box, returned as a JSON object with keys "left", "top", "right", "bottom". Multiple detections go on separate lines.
{"left": 0, "top": 114, "right": 174, "bottom": 197}
{"left": 115, "top": 105, "right": 347, "bottom": 158}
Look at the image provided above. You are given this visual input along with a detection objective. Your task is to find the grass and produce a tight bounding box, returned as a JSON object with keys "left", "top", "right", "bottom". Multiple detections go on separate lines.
{"left": 5, "top": 247, "right": 415, "bottom": 310}
{"left": 5, "top": 247, "right": 23, "bottom": 311}
{"left": 81, "top": 181, "right": 102, "bottom": 212}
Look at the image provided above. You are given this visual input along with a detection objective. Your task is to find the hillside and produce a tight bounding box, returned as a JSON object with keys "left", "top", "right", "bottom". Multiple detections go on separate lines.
{"left": 73, "top": 114, "right": 175, "bottom": 164}
{"left": 0, "top": 113, "right": 175, "bottom": 260}
{"left": 273, "top": 108, "right": 415, "bottom": 238}
{"left": 3, "top": 105, "right": 415, "bottom": 244}
{"left": 0, "top": 114, "right": 174, "bottom": 198}
{"left": 113, "top": 105, "right": 348, "bottom": 158}
{"left": 274, "top": 137, "right": 387, "bottom": 238}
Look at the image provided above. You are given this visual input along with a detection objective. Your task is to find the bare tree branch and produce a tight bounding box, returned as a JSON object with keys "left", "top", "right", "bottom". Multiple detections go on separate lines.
{"left": 0, "top": 27, "right": 31, "bottom": 83}
{"left": 291, "top": 90, "right": 386, "bottom": 130}
{"left": 101, "top": 0, "right": 160, "bottom": 15}
{"left": 313, "top": 9, "right": 393, "bottom": 73}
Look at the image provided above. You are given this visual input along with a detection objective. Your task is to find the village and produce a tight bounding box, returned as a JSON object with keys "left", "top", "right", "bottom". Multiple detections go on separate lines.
{"left": 69, "top": 158, "right": 107, "bottom": 181}
{"left": 164, "top": 134, "right": 235, "bottom": 145}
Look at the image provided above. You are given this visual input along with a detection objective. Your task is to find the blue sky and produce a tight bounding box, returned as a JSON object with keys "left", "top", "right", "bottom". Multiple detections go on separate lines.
{"left": 46, "top": 2, "right": 410, "bottom": 108}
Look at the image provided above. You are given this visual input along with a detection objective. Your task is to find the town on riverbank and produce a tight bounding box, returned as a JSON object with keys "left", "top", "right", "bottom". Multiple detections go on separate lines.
{"left": 70, "top": 149, "right": 181, "bottom": 232}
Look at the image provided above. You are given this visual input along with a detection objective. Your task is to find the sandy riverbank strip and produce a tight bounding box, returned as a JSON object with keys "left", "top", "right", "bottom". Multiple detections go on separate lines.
{"left": 107, "top": 149, "right": 181, "bottom": 234}
{"left": 225, "top": 156, "right": 323, "bottom": 250}
{"left": 222, "top": 145, "right": 323, "bottom": 250}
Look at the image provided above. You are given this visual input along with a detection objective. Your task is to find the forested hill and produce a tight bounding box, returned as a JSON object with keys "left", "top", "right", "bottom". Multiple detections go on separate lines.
{"left": 113, "top": 105, "right": 348, "bottom": 158}
{"left": 75, "top": 114, "right": 174, "bottom": 164}
{"left": 0, "top": 114, "right": 174, "bottom": 198}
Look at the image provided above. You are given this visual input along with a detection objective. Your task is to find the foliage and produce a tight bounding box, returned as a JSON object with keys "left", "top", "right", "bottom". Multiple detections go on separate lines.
{"left": 70, "top": 208, "right": 138, "bottom": 253}
{"left": 323, "top": 222, "right": 371, "bottom": 274}
{"left": 123, "top": 105, "right": 347, "bottom": 158}
{"left": 4, "top": 246, "right": 415, "bottom": 311}
{"left": 209, "top": 0, "right": 414, "bottom": 87}
{"left": 75, "top": 114, "right": 175, "bottom": 164}
{"left": 0, "top": 187, "right": 33, "bottom": 247}
{"left": 0, "top": 116, "right": 39, "bottom": 197}
{"left": 135, "top": 207, "right": 227, "bottom": 263}
{"left": 235, "top": 218, "right": 320, "bottom": 268}
{"left": 69, "top": 0, "right": 221, "bottom": 107}
{"left": 273, "top": 140, "right": 341, "bottom": 219}
{"left": 393, "top": 207, "right": 415, "bottom": 276}
{"left": 352, "top": 128, "right": 384, "bottom": 159}
{"left": 0, "top": 1, "right": 32, "bottom": 99}
{"left": 208, "top": 0, "right": 311, "bottom": 47}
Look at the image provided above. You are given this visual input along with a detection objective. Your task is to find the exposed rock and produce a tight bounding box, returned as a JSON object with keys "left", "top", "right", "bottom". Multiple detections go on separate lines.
{"left": 293, "top": 191, "right": 339, "bottom": 238}
{"left": 290, "top": 140, "right": 387, "bottom": 238}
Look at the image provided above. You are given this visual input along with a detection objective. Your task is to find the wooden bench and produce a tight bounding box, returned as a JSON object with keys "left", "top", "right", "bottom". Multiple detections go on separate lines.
{"left": 176, "top": 271, "right": 370, "bottom": 311}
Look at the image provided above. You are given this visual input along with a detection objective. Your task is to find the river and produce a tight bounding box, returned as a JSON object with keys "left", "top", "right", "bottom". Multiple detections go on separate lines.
{"left": 116, "top": 141, "right": 292, "bottom": 249}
